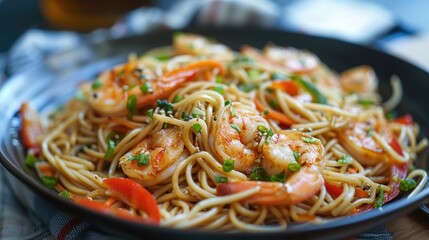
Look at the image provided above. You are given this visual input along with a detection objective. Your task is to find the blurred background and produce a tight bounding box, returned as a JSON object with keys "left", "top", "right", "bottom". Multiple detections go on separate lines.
{"left": 1, "top": 0, "right": 429, "bottom": 78}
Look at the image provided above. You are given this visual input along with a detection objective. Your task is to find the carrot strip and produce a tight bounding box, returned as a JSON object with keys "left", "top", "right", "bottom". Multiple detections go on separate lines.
{"left": 205, "top": 70, "right": 213, "bottom": 81}
{"left": 165, "top": 60, "right": 224, "bottom": 78}
{"left": 254, "top": 98, "right": 294, "bottom": 126}
{"left": 271, "top": 81, "right": 299, "bottom": 96}
{"left": 38, "top": 165, "right": 55, "bottom": 176}
{"left": 354, "top": 187, "right": 370, "bottom": 198}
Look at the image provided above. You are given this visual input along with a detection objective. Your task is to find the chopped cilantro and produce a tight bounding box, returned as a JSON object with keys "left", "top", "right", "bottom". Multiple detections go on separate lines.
{"left": 399, "top": 178, "right": 417, "bottom": 191}
{"left": 42, "top": 176, "right": 57, "bottom": 187}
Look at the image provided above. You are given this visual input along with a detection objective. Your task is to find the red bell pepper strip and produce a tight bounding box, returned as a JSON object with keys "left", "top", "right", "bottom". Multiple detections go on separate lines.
{"left": 19, "top": 102, "right": 43, "bottom": 152}
{"left": 354, "top": 187, "right": 370, "bottom": 198}
{"left": 393, "top": 114, "right": 413, "bottom": 125}
{"left": 355, "top": 137, "right": 407, "bottom": 213}
{"left": 324, "top": 182, "right": 343, "bottom": 199}
{"left": 103, "top": 178, "right": 161, "bottom": 224}
{"left": 325, "top": 182, "right": 369, "bottom": 199}
{"left": 254, "top": 98, "right": 294, "bottom": 126}
{"left": 389, "top": 137, "right": 404, "bottom": 157}
{"left": 75, "top": 198, "right": 156, "bottom": 224}
{"left": 382, "top": 137, "right": 407, "bottom": 203}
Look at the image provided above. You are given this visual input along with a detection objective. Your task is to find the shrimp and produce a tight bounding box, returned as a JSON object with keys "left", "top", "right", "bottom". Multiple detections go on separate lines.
{"left": 173, "top": 33, "right": 234, "bottom": 61}
{"left": 240, "top": 45, "right": 320, "bottom": 74}
{"left": 217, "top": 130, "right": 325, "bottom": 205}
{"left": 119, "top": 128, "right": 189, "bottom": 187}
{"left": 210, "top": 102, "right": 270, "bottom": 173}
{"left": 262, "top": 45, "right": 320, "bottom": 74}
{"left": 338, "top": 120, "right": 404, "bottom": 166}
{"left": 81, "top": 59, "right": 223, "bottom": 116}
{"left": 340, "top": 65, "right": 378, "bottom": 94}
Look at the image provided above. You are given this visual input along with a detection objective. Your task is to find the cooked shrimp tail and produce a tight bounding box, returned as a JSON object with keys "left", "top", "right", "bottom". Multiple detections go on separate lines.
{"left": 217, "top": 165, "right": 323, "bottom": 205}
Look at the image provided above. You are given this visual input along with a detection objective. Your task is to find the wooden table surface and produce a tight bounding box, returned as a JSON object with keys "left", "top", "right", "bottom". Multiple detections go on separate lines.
{"left": 386, "top": 210, "right": 429, "bottom": 239}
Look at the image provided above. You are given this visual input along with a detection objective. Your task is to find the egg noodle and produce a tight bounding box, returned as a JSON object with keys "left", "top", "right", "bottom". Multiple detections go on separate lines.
{"left": 30, "top": 33, "right": 428, "bottom": 232}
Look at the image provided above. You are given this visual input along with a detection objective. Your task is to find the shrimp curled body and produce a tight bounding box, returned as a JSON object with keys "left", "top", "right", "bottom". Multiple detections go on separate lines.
{"left": 213, "top": 102, "right": 325, "bottom": 205}
{"left": 120, "top": 128, "right": 189, "bottom": 187}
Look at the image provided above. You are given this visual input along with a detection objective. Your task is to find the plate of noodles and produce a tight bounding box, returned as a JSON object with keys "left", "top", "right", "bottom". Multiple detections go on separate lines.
{"left": 1, "top": 28, "right": 429, "bottom": 240}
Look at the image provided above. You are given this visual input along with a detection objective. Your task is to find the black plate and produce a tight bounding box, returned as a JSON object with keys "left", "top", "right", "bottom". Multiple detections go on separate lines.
{"left": 1, "top": 28, "right": 429, "bottom": 240}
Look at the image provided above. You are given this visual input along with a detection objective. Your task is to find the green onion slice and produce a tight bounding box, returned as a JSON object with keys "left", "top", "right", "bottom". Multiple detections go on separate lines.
{"left": 42, "top": 176, "right": 58, "bottom": 187}
{"left": 140, "top": 82, "right": 153, "bottom": 94}
{"left": 270, "top": 171, "right": 286, "bottom": 182}
{"left": 191, "top": 107, "right": 206, "bottom": 118}
{"left": 338, "top": 154, "right": 351, "bottom": 164}
{"left": 215, "top": 175, "right": 228, "bottom": 183}
{"left": 358, "top": 99, "right": 374, "bottom": 108}
{"left": 192, "top": 123, "right": 202, "bottom": 133}
{"left": 105, "top": 140, "right": 116, "bottom": 159}
{"left": 58, "top": 190, "right": 71, "bottom": 200}
{"left": 213, "top": 85, "right": 224, "bottom": 95}
{"left": 301, "top": 136, "right": 318, "bottom": 144}
{"left": 172, "top": 95, "right": 183, "bottom": 103}
{"left": 127, "top": 95, "right": 137, "bottom": 118}
{"left": 266, "top": 128, "right": 275, "bottom": 137}
{"left": 288, "top": 163, "right": 301, "bottom": 172}
{"left": 91, "top": 79, "right": 102, "bottom": 90}
{"left": 222, "top": 159, "right": 235, "bottom": 172}
{"left": 146, "top": 109, "right": 154, "bottom": 120}
{"left": 248, "top": 69, "right": 260, "bottom": 79}
{"left": 257, "top": 125, "right": 268, "bottom": 134}
{"left": 293, "top": 151, "right": 300, "bottom": 162}
{"left": 290, "top": 75, "right": 327, "bottom": 104}
{"left": 128, "top": 153, "right": 150, "bottom": 166}
{"left": 25, "top": 153, "right": 37, "bottom": 168}
{"left": 238, "top": 83, "right": 258, "bottom": 93}
{"left": 230, "top": 105, "right": 238, "bottom": 117}
{"left": 230, "top": 123, "right": 242, "bottom": 133}
{"left": 269, "top": 99, "right": 279, "bottom": 109}
{"left": 374, "top": 186, "right": 384, "bottom": 208}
